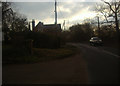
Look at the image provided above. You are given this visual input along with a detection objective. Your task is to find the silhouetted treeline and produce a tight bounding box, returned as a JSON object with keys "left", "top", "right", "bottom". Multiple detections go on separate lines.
{"left": 61, "top": 23, "right": 119, "bottom": 44}
{"left": 61, "top": 23, "right": 94, "bottom": 42}
{"left": 95, "top": 25, "right": 118, "bottom": 43}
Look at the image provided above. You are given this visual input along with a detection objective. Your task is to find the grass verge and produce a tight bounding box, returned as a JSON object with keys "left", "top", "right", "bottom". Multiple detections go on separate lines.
{"left": 33, "top": 44, "right": 77, "bottom": 62}
{"left": 3, "top": 44, "right": 77, "bottom": 64}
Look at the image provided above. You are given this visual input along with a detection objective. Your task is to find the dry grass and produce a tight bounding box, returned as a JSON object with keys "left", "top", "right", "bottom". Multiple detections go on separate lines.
{"left": 3, "top": 44, "right": 77, "bottom": 64}
{"left": 33, "top": 45, "right": 77, "bottom": 62}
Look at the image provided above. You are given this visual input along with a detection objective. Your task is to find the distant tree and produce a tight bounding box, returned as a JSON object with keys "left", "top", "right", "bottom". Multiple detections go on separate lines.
{"left": 95, "top": 0, "right": 120, "bottom": 38}
{"left": 2, "top": 2, "right": 29, "bottom": 43}
{"left": 99, "top": 25, "right": 117, "bottom": 40}
{"left": 69, "top": 23, "right": 93, "bottom": 42}
{"left": 94, "top": 3, "right": 110, "bottom": 23}
{"left": 11, "top": 12, "right": 28, "bottom": 32}
{"left": 103, "top": 0, "right": 120, "bottom": 38}
{"left": 2, "top": 2, "right": 13, "bottom": 42}
{"left": 82, "top": 23, "right": 94, "bottom": 38}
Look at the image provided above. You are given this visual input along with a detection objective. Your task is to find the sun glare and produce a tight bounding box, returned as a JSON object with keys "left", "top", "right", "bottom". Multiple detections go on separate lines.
{"left": 70, "top": 8, "right": 96, "bottom": 22}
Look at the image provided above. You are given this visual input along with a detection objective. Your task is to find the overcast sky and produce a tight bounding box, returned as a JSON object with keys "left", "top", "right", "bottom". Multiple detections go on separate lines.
{"left": 7, "top": 0, "right": 107, "bottom": 29}
{"left": 12, "top": 2, "right": 96, "bottom": 28}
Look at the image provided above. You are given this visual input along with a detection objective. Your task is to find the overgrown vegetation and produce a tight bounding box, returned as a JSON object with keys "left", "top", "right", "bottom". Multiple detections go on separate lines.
{"left": 7, "top": 31, "right": 61, "bottom": 49}
{"left": 68, "top": 23, "right": 93, "bottom": 42}
{"left": 3, "top": 44, "right": 76, "bottom": 64}
{"left": 26, "top": 32, "right": 61, "bottom": 49}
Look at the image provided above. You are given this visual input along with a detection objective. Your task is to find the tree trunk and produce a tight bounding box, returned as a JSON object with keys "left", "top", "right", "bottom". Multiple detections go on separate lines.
{"left": 114, "top": 12, "right": 120, "bottom": 54}
{"left": 115, "top": 12, "right": 120, "bottom": 37}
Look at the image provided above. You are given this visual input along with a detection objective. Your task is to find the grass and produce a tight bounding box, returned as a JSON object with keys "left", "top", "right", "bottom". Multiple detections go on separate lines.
{"left": 3, "top": 44, "right": 77, "bottom": 64}
{"left": 33, "top": 45, "right": 76, "bottom": 62}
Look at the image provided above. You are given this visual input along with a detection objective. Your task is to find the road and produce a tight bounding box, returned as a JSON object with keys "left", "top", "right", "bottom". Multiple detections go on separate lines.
{"left": 71, "top": 43, "right": 120, "bottom": 84}
{"left": 3, "top": 43, "right": 120, "bottom": 84}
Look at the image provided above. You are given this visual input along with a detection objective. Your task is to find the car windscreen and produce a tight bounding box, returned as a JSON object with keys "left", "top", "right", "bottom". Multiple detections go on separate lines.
{"left": 92, "top": 37, "right": 100, "bottom": 40}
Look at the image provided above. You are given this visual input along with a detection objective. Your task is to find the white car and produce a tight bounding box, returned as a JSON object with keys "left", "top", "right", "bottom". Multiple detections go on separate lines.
{"left": 90, "top": 37, "right": 102, "bottom": 46}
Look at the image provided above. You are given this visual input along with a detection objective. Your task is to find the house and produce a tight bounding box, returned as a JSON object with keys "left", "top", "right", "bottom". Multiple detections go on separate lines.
{"left": 33, "top": 21, "right": 62, "bottom": 34}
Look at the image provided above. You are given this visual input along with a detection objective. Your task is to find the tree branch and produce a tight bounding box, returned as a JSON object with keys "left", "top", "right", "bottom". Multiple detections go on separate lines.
{"left": 103, "top": 0, "right": 115, "bottom": 13}
{"left": 116, "top": 1, "right": 120, "bottom": 12}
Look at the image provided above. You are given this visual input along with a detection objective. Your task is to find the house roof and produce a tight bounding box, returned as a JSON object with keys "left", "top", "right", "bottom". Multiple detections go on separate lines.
{"left": 34, "top": 22, "right": 62, "bottom": 31}
{"left": 43, "top": 24, "right": 61, "bottom": 29}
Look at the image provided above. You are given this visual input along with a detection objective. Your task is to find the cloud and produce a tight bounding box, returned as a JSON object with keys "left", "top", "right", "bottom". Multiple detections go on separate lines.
{"left": 57, "top": 2, "right": 96, "bottom": 21}
{"left": 12, "top": 2, "right": 54, "bottom": 20}
{"left": 11, "top": 2, "right": 97, "bottom": 26}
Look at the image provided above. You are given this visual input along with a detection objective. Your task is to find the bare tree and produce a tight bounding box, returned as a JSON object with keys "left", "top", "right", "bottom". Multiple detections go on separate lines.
{"left": 94, "top": 0, "right": 120, "bottom": 42}
{"left": 94, "top": 3, "right": 110, "bottom": 23}
{"left": 101, "top": 0, "right": 120, "bottom": 38}
{"left": 11, "top": 12, "right": 28, "bottom": 32}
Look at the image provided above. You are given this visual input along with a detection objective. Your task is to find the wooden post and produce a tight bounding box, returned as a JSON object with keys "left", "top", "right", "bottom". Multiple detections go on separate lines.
{"left": 26, "top": 39, "right": 33, "bottom": 55}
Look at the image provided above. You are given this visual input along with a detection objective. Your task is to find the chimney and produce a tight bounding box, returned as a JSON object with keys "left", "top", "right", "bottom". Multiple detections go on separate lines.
{"left": 32, "top": 19, "right": 35, "bottom": 31}
{"left": 28, "top": 22, "right": 31, "bottom": 31}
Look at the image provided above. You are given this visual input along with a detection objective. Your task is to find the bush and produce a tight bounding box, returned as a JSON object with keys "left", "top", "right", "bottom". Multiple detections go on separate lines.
{"left": 2, "top": 45, "right": 29, "bottom": 62}
{"left": 5, "top": 31, "right": 61, "bottom": 50}
{"left": 26, "top": 32, "right": 61, "bottom": 49}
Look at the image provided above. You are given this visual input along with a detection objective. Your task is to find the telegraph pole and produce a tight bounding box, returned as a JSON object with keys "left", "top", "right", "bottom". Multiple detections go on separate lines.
{"left": 55, "top": 0, "right": 57, "bottom": 25}
{"left": 97, "top": 16, "right": 100, "bottom": 37}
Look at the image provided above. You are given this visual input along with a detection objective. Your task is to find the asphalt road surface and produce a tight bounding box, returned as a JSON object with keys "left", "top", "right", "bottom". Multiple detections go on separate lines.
{"left": 3, "top": 43, "right": 120, "bottom": 84}
{"left": 71, "top": 43, "right": 120, "bottom": 84}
